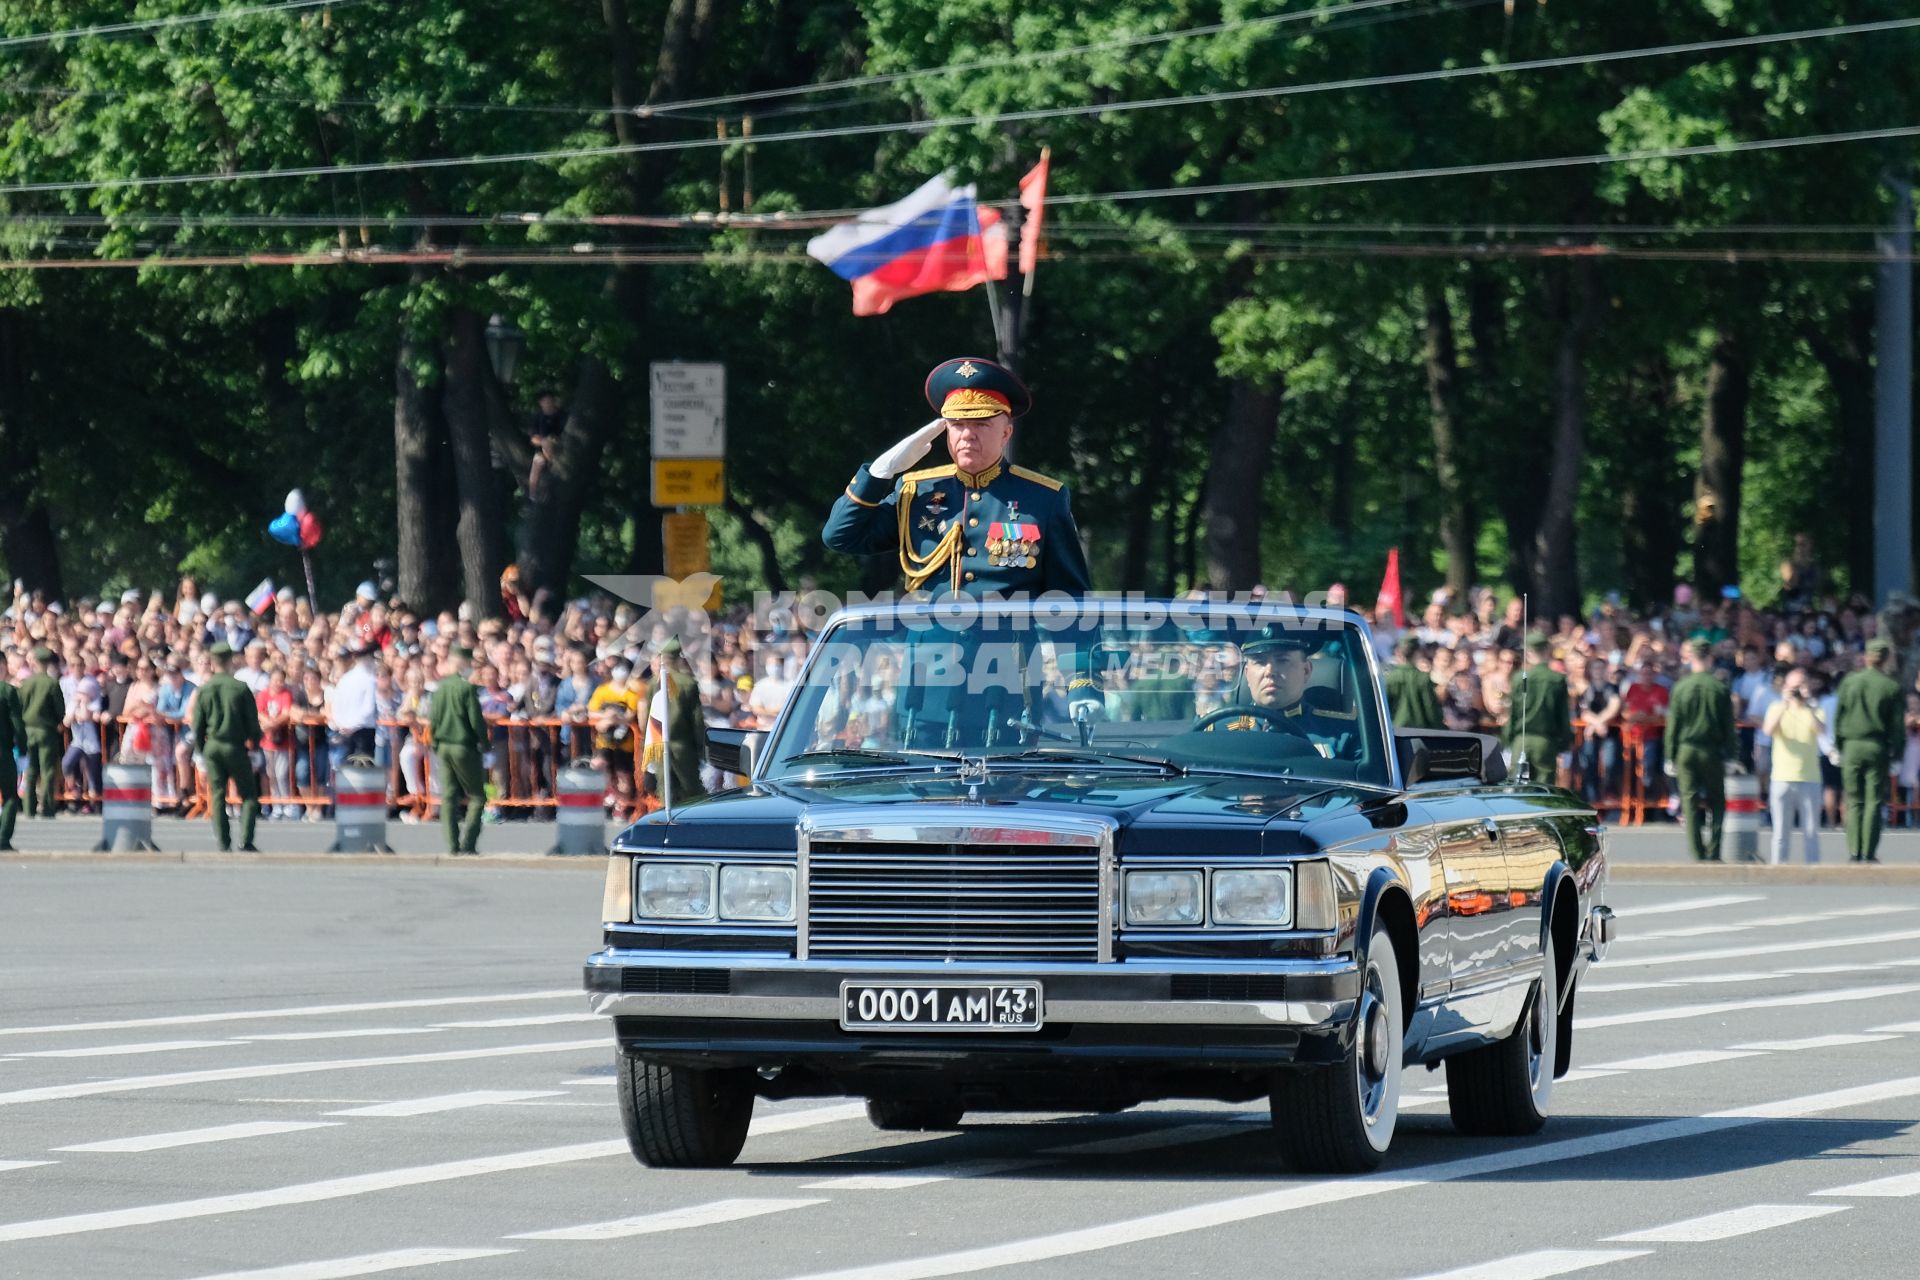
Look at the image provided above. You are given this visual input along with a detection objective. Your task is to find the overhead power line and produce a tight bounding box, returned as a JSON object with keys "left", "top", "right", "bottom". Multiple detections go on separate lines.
{"left": 2, "top": 13, "right": 1906, "bottom": 198}
{"left": 0, "top": 0, "right": 356, "bottom": 51}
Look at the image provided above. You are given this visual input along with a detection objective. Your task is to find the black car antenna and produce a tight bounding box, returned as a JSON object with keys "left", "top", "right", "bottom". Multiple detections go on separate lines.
{"left": 1515, "top": 592, "right": 1532, "bottom": 783}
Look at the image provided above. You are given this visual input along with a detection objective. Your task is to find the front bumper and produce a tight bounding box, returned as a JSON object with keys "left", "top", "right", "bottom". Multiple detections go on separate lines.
{"left": 584, "top": 950, "right": 1359, "bottom": 1032}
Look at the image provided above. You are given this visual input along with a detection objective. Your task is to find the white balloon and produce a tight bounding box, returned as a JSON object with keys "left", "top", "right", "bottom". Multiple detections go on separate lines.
{"left": 284, "top": 488, "right": 307, "bottom": 517}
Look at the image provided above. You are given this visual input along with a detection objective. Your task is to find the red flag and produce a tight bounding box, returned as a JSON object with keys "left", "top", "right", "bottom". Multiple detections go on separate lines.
{"left": 1375, "top": 547, "right": 1405, "bottom": 628}
{"left": 1017, "top": 148, "right": 1050, "bottom": 275}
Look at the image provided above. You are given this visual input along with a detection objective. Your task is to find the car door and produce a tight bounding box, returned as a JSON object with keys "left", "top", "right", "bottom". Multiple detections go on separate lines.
{"left": 1424, "top": 793, "right": 1512, "bottom": 1048}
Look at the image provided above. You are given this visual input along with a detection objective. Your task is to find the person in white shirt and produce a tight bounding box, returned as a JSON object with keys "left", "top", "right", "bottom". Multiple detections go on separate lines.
{"left": 330, "top": 643, "right": 381, "bottom": 760}
{"left": 1762, "top": 667, "right": 1826, "bottom": 864}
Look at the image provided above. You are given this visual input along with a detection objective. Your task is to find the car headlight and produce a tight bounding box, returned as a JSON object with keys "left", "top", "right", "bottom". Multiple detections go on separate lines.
{"left": 718, "top": 865, "right": 795, "bottom": 922}
{"left": 1211, "top": 868, "right": 1293, "bottom": 927}
{"left": 1124, "top": 871, "right": 1204, "bottom": 926}
{"left": 635, "top": 863, "right": 715, "bottom": 920}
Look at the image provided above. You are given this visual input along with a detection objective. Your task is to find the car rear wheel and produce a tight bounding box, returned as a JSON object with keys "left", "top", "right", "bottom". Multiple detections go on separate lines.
{"left": 865, "top": 1098, "right": 966, "bottom": 1131}
{"left": 1270, "top": 923, "right": 1403, "bottom": 1173}
{"left": 1446, "top": 929, "right": 1556, "bottom": 1136}
{"left": 616, "top": 1051, "right": 755, "bottom": 1167}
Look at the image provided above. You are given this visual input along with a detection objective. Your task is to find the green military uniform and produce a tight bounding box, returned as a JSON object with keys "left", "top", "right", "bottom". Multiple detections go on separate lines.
{"left": 0, "top": 675, "right": 25, "bottom": 849}
{"left": 19, "top": 650, "right": 64, "bottom": 818}
{"left": 1664, "top": 667, "right": 1737, "bottom": 862}
{"left": 1383, "top": 663, "right": 1445, "bottom": 731}
{"left": 647, "top": 651, "right": 709, "bottom": 802}
{"left": 1834, "top": 643, "right": 1903, "bottom": 862}
{"left": 429, "top": 658, "right": 489, "bottom": 853}
{"left": 191, "top": 646, "right": 262, "bottom": 852}
{"left": 1503, "top": 651, "right": 1574, "bottom": 782}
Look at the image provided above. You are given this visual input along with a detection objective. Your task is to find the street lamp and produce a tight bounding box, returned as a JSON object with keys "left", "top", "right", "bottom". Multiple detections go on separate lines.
{"left": 485, "top": 314, "right": 525, "bottom": 387}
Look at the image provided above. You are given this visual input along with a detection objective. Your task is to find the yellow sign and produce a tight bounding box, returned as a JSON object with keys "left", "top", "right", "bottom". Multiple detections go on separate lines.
{"left": 662, "top": 512, "right": 710, "bottom": 577}
{"left": 651, "top": 458, "right": 724, "bottom": 507}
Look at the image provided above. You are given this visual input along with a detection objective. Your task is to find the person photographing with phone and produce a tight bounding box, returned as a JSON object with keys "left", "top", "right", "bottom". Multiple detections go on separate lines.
{"left": 1761, "top": 666, "right": 1826, "bottom": 864}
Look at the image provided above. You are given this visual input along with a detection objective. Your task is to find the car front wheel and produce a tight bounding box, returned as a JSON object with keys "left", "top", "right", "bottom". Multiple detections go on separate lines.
{"left": 1446, "top": 928, "right": 1556, "bottom": 1136}
{"left": 616, "top": 1051, "right": 755, "bottom": 1168}
{"left": 1270, "top": 922, "right": 1404, "bottom": 1173}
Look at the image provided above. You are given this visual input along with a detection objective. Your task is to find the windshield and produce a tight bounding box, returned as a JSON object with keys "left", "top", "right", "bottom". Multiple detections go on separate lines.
{"left": 761, "top": 601, "right": 1392, "bottom": 786}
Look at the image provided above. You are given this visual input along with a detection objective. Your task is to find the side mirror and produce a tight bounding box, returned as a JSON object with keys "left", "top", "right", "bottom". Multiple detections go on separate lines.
{"left": 705, "top": 727, "right": 765, "bottom": 780}
{"left": 1396, "top": 737, "right": 1433, "bottom": 786}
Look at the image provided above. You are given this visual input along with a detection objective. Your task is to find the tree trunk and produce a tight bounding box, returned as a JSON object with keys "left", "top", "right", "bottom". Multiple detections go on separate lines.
{"left": 1617, "top": 358, "right": 1683, "bottom": 610}
{"left": 1425, "top": 288, "right": 1477, "bottom": 601}
{"left": 723, "top": 493, "right": 787, "bottom": 595}
{"left": 1806, "top": 293, "right": 1875, "bottom": 594}
{"left": 1528, "top": 259, "right": 1598, "bottom": 622}
{"left": 393, "top": 291, "right": 456, "bottom": 613}
{"left": 0, "top": 309, "right": 62, "bottom": 597}
{"left": 442, "top": 305, "right": 509, "bottom": 618}
{"left": 1693, "top": 328, "right": 1751, "bottom": 601}
{"left": 1202, "top": 377, "right": 1281, "bottom": 591}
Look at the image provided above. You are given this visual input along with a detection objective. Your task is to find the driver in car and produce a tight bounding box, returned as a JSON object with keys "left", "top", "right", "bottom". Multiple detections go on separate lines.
{"left": 1204, "top": 626, "right": 1358, "bottom": 758}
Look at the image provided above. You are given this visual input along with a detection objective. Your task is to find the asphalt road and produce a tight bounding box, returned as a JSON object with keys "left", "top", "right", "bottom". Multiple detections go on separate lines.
{"left": 2, "top": 866, "right": 1918, "bottom": 1280}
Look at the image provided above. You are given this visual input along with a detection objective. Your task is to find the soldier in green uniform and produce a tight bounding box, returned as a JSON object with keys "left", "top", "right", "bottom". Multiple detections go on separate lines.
{"left": 429, "top": 645, "right": 488, "bottom": 854}
{"left": 1663, "top": 639, "right": 1738, "bottom": 862}
{"left": 1835, "top": 637, "right": 1904, "bottom": 862}
{"left": 1503, "top": 632, "right": 1573, "bottom": 782}
{"left": 643, "top": 636, "right": 708, "bottom": 803}
{"left": 1382, "top": 635, "right": 1445, "bottom": 730}
{"left": 190, "top": 641, "right": 262, "bottom": 852}
{"left": 0, "top": 662, "right": 25, "bottom": 850}
{"left": 19, "top": 646, "right": 64, "bottom": 818}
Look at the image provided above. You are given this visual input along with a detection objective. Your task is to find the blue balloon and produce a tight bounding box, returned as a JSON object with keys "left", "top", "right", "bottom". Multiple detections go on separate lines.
{"left": 268, "top": 512, "right": 302, "bottom": 546}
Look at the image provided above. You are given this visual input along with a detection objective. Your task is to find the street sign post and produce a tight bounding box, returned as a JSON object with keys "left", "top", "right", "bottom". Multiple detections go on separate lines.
{"left": 650, "top": 362, "right": 727, "bottom": 460}
{"left": 651, "top": 459, "right": 725, "bottom": 507}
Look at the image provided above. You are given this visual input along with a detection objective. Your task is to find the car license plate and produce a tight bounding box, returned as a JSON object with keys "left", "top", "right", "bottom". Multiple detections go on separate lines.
{"left": 840, "top": 982, "right": 1043, "bottom": 1032}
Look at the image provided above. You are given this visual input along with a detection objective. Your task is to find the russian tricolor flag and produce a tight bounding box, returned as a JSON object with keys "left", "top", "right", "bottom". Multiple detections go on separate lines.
{"left": 807, "top": 174, "right": 1007, "bottom": 316}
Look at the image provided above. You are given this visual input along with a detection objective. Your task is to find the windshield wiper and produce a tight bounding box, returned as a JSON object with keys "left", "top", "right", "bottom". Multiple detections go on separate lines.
{"left": 784, "top": 747, "right": 966, "bottom": 768}
{"left": 988, "top": 747, "right": 1186, "bottom": 775}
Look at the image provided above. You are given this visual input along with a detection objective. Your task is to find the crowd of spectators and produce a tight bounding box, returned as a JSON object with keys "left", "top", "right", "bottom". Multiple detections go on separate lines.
{"left": 1367, "top": 561, "right": 1920, "bottom": 828}
{"left": 0, "top": 573, "right": 804, "bottom": 824}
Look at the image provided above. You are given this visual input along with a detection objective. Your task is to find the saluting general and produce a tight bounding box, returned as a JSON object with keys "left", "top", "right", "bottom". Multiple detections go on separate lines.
{"left": 824, "top": 357, "right": 1091, "bottom": 597}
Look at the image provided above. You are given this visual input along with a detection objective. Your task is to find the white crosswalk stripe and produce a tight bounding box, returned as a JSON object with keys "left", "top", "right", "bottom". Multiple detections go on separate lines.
{"left": 328, "top": 1091, "right": 566, "bottom": 1117}
{"left": 57, "top": 1121, "right": 340, "bottom": 1153}
{"left": 1813, "top": 1169, "right": 1920, "bottom": 1198}
{"left": 182, "top": 1247, "right": 517, "bottom": 1279}
{"left": 1407, "top": 1250, "right": 1651, "bottom": 1280}
{"left": 508, "top": 1198, "right": 826, "bottom": 1241}
{"left": 1606, "top": 1203, "right": 1846, "bottom": 1242}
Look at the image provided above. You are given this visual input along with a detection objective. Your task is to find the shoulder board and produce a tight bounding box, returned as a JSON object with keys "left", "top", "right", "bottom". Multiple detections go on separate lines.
{"left": 902, "top": 464, "right": 956, "bottom": 484}
{"left": 1314, "top": 705, "right": 1359, "bottom": 720}
{"left": 1009, "top": 465, "right": 1064, "bottom": 491}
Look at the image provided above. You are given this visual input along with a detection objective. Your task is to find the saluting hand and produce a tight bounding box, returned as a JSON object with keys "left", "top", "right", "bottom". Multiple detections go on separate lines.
{"left": 871, "top": 419, "right": 947, "bottom": 479}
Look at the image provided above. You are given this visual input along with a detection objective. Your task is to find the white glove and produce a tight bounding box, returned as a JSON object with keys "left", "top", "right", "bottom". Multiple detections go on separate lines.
{"left": 1662, "top": 760, "right": 1676, "bottom": 778}
{"left": 871, "top": 419, "right": 947, "bottom": 479}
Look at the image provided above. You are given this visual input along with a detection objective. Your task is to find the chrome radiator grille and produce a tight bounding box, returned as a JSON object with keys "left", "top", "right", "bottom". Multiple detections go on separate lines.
{"left": 804, "top": 840, "right": 1103, "bottom": 962}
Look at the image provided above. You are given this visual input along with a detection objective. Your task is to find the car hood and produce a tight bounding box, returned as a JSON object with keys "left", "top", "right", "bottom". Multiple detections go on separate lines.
{"left": 613, "top": 770, "right": 1398, "bottom": 857}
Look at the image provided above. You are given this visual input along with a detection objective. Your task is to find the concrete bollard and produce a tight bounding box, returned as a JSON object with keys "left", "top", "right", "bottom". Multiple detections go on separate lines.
{"left": 1724, "top": 768, "right": 1763, "bottom": 863}
{"left": 550, "top": 764, "right": 606, "bottom": 855}
{"left": 329, "top": 761, "right": 392, "bottom": 853}
{"left": 96, "top": 762, "right": 159, "bottom": 852}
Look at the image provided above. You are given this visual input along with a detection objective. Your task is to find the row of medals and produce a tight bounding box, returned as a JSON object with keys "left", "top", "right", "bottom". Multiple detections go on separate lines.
{"left": 989, "top": 535, "right": 1038, "bottom": 569}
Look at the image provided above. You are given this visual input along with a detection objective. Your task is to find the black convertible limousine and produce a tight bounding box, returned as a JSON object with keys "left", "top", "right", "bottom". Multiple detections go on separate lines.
{"left": 585, "top": 600, "right": 1613, "bottom": 1173}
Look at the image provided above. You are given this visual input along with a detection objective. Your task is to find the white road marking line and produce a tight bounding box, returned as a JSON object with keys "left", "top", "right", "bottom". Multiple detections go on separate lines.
{"left": 1554, "top": 1068, "right": 1624, "bottom": 1083}
{"left": 1576, "top": 983, "right": 1920, "bottom": 1030}
{"left": 0, "top": 1038, "right": 608, "bottom": 1107}
{"left": 1040, "top": 1122, "right": 1253, "bottom": 1157}
{"left": 57, "top": 1122, "right": 341, "bottom": 1153}
{"left": 1613, "top": 927, "right": 1920, "bottom": 969}
{"left": 1621, "top": 894, "right": 1765, "bottom": 917}
{"left": 0, "top": 1161, "right": 52, "bottom": 1173}
{"left": 328, "top": 1091, "right": 566, "bottom": 1117}
{"left": 1827, "top": 905, "right": 1917, "bottom": 918}
{"left": 1580, "top": 981, "right": 1677, "bottom": 994}
{"left": 806, "top": 1158, "right": 1040, "bottom": 1190}
{"left": 508, "top": 1198, "right": 826, "bottom": 1241}
{"left": 249, "top": 1029, "right": 444, "bottom": 1042}
{"left": 184, "top": 1247, "right": 517, "bottom": 1279}
{"left": 13, "top": 1039, "right": 241, "bottom": 1059}
{"left": 0, "top": 990, "right": 578, "bottom": 1039}
{"left": 1870, "top": 1021, "right": 1920, "bottom": 1033}
{"left": 1592, "top": 1049, "right": 1764, "bottom": 1071}
{"left": 773, "top": 1075, "right": 1920, "bottom": 1280}
{"left": 1731, "top": 1034, "right": 1899, "bottom": 1052}
{"left": 1627, "top": 924, "right": 1753, "bottom": 941}
{"left": 1781, "top": 963, "right": 1898, "bottom": 976}
{"left": 1407, "top": 1249, "right": 1651, "bottom": 1280}
{"left": 1688, "top": 972, "right": 1787, "bottom": 985}
{"left": 433, "top": 1013, "right": 602, "bottom": 1029}
{"left": 1813, "top": 1169, "right": 1920, "bottom": 1198}
{"left": 1607, "top": 1203, "right": 1847, "bottom": 1242}
{"left": 560, "top": 1077, "right": 615, "bottom": 1085}
{"left": 0, "top": 1101, "right": 863, "bottom": 1246}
